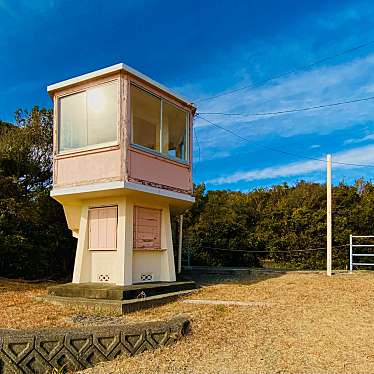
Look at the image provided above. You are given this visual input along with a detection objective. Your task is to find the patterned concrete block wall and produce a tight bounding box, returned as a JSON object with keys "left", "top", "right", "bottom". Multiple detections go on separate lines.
{"left": 0, "top": 315, "right": 190, "bottom": 373}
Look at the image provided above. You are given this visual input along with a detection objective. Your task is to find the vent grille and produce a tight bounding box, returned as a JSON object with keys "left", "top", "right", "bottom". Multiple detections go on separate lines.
{"left": 140, "top": 273, "right": 153, "bottom": 282}
{"left": 98, "top": 274, "right": 110, "bottom": 282}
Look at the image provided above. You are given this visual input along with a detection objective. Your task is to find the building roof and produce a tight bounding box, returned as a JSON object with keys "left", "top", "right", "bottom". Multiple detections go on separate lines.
{"left": 47, "top": 63, "right": 196, "bottom": 109}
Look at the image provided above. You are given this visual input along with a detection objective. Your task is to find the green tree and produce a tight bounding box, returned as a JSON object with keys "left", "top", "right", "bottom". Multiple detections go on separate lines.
{"left": 0, "top": 107, "right": 75, "bottom": 279}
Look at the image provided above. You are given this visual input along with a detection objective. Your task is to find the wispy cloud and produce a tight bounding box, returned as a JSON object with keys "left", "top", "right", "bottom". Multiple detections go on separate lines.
{"left": 188, "top": 52, "right": 374, "bottom": 164}
{"left": 207, "top": 144, "right": 374, "bottom": 185}
{"left": 0, "top": 0, "right": 54, "bottom": 17}
{"left": 343, "top": 133, "right": 374, "bottom": 145}
{"left": 197, "top": 52, "right": 374, "bottom": 130}
{"left": 0, "top": 0, "right": 17, "bottom": 18}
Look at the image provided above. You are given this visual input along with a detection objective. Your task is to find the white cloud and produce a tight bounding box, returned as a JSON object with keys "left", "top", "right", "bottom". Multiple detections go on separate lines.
{"left": 343, "top": 133, "right": 374, "bottom": 145}
{"left": 207, "top": 144, "right": 374, "bottom": 185}
{"left": 197, "top": 53, "right": 374, "bottom": 128}
{"left": 182, "top": 52, "right": 374, "bottom": 164}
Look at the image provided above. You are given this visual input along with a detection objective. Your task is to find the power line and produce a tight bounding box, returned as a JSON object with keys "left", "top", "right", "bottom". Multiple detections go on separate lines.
{"left": 196, "top": 39, "right": 374, "bottom": 103}
{"left": 197, "top": 95, "right": 374, "bottom": 117}
{"left": 193, "top": 127, "right": 201, "bottom": 165}
{"left": 197, "top": 114, "right": 374, "bottom": 168}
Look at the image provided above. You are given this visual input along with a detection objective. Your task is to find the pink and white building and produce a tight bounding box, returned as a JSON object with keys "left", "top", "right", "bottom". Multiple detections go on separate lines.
{"left": 48, "top": 63, "right": 196, "bottom": 286}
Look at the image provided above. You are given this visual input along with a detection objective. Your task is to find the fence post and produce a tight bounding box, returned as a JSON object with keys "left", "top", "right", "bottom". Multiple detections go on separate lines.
{"left": 349, "top": 234, "right": 353, "bottom": 273}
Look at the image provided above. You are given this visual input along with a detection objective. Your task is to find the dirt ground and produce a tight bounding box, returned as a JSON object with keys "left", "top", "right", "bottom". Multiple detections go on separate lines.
{"left": 1, "top": 271, "right": 374, "bottom": 373}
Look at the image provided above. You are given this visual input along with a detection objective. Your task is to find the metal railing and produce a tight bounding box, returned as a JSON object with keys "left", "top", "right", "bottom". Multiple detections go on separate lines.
{"left": 349, "top": 235, "right": 374, "bottom": 272}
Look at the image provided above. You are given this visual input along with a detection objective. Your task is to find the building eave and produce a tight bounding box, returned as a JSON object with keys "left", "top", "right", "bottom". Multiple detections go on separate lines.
{"left": 47, "top": 63, "right": 196, "bottom": 109}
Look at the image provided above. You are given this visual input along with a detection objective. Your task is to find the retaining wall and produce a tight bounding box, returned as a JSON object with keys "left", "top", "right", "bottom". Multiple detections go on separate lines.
{"left": 0, "top": 315, "right": 190, "bottom": 373}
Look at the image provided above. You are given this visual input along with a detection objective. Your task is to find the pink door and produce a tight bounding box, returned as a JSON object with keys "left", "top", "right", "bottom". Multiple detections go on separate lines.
{"left": 88, "top": 206, "right": 118, "bottom": 250}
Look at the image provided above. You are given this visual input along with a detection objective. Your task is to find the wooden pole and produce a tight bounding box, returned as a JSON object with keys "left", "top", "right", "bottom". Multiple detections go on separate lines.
{"left": 326, "top": 154, "right": 332, "bottom": 277}
{"left": 178, "top": 214, "right": 183, "bottom": 274}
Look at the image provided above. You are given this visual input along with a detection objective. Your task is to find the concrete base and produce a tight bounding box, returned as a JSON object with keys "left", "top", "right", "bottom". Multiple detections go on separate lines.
{"left": 40, "top": 281, "right": 197, "bottom": 314}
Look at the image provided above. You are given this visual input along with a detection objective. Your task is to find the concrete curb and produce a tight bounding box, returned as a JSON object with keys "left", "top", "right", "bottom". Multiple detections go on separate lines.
{"left": 0, "top": 314, "right": 190, "bottom": 373}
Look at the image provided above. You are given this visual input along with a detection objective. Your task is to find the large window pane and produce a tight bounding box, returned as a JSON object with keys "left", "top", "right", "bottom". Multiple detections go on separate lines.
{"left": 162, "top": 102, "right": 188, "bottom": 160}
{"left": 58, "top": 81, "right": 118, "bottom": 152}
{"left": 131, "top": 85, "right": 161, "bottom": 151}
{"left": 87, "top": 82, "right": 117, "bottom": 146}
{"left": 59, "top": 91, "right": 87, "bottom": 152}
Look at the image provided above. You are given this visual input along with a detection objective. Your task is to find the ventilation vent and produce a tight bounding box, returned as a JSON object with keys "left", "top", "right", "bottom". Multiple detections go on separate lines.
{"left": 140, "top": 273, "right": 153, "bottom": 282}
{"left": 98, "top": 274, "right": 110, "bottom": 282}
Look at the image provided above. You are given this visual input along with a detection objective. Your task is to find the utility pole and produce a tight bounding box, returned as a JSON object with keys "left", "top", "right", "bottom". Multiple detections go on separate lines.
{"left": 178, "top": 214, "right": 184, "bottom": 274}
{"left": 326, "top": 154, "right": 332, "bottom": 277}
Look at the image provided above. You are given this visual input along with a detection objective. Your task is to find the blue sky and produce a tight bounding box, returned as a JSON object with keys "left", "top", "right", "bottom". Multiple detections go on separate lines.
{"left": 1, "top": 0, "right": 374, "bottom": 191}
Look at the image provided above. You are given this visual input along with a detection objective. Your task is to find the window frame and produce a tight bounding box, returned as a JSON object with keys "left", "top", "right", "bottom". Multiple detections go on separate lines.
{"left": 130, "top": 83, "right": 190, "bottom": 165}
{"left": 56, "top": 78, "right": 120, "bottom": 155}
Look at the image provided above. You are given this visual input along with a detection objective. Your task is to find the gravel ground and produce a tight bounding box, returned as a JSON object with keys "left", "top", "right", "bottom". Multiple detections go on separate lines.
{"left": 1, "top": 271, "right": 374, "bottom": 373}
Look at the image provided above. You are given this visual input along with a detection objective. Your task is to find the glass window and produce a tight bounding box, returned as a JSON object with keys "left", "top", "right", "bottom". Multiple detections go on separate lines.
{"left": 87, "top": 82, "right": 118, "bottom": 146}
{"left": 131, "top": 85, "right": 161, "bottom": 151}
{"left": 59, "top": 91, "right": 87, "bottom": 151}
{"left": 130, "top": 84, "right": 189, "bottom": 162}
{"left": 58, "top": 81, "right": 118, "bottom": 152}
{"left": 162, "top": 102, "right": 188, "bottom": 160}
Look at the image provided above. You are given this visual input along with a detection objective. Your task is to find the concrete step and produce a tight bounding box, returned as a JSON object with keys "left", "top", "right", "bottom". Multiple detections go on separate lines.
{"left": 37, "top": 289, "right": 196, "bottom": 315}
{"left": 48, "top": 281, "right": 197, "bottom": 300}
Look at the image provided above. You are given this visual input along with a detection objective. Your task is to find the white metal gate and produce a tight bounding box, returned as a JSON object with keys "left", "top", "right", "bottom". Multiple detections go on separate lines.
{"left": 349, "top": 235, "right": 374, "bottom": 272}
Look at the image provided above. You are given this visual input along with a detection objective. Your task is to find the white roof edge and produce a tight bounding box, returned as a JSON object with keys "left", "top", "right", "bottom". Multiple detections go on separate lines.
{"left": 50, "top": 181, "right": 124, "bottom": 196}
{"left": 47, "top": 63, "right": 196, "bottom": 108}
{"left": 50, "top": 180, "right": 195, "bottom": 203}
{"left": 124, "top": 181, "right": 195, "bottom": 203}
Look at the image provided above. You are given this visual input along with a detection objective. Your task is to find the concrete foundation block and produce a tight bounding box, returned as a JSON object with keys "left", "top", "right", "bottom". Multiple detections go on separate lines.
{"left": 0, "top": 315, "right": 190, "bottom": 373}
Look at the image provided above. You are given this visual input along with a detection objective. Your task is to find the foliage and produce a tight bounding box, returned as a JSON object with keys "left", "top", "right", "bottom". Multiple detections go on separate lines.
{"left": 0, "top": 108, "right": 76, "bottom": 280}
{"left": 1, "top": 108, "right": 373, "bottom": 278}
{"left": 183, "top": 180, "right": 374, "bottom": 269}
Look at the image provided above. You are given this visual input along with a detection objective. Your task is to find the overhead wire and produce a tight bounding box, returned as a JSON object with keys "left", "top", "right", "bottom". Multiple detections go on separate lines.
{"left": 192, "top": 38, "right": 374, "bottom": 174}
{"left": 193, "top": 127, "right": 201, "bottom": 165}
{"left": 196, "top": 114, "right": 374, "bottom": 168}
{"left": 196, "top": 39, "right": 374, "bottom": 103}
{"left": 197, "top": 95, "right": 374, "bottom": 117}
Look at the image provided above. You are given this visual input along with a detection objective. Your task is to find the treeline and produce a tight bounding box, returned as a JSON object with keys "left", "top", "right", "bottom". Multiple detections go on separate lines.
{"left": 0, "top": 108, "right": 76, "bottom": 280}
{"left": 182, "top": 181, "right": 374, "bottom": 270}
{"left": 0, "top": 106, "right": 373, "bottom": 280}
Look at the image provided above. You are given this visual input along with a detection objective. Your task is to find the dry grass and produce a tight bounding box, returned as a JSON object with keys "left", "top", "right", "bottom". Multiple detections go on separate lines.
{"left": 0, "top": 278, "right": 78, "bottom": 329}
{"left": 82, "top": 271, "right": 374, "bottom": 374}
{"left": 2, "top": 272, "right": 374, "bottom": 373}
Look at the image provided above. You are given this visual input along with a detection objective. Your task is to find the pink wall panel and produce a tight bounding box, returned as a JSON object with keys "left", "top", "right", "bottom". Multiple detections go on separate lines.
{"left": 133, "top": 206, "right": 161, "bottom": 249}
{"left": 129, "top": 149, "right": 191, "bottom": 192}
{"left": 55, "top": 148, "right": 121, "bottom": 186}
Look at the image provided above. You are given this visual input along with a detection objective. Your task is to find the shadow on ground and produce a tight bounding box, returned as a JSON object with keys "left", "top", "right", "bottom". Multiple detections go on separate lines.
{"left": 179, "top": 267, "right": 287, "bottom": 287}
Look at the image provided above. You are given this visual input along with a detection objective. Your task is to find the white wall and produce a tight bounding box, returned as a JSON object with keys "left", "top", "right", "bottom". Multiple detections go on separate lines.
{"left": 69, "top": 194, "right": 176, "bottom": 285}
